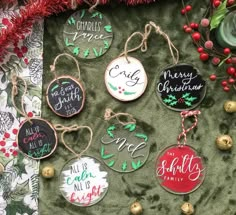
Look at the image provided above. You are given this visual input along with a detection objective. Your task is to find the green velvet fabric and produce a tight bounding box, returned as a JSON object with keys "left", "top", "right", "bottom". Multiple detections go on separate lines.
{"left": 40, "top": 0, "right": 236, "bottom": 214}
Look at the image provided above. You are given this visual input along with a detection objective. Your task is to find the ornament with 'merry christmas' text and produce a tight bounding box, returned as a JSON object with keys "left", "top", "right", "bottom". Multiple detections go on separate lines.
{"left": 156, "top": 64, "right": 206, "bottom": 111}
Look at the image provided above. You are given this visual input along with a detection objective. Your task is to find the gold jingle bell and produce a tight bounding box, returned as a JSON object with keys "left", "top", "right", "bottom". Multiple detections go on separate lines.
{"left": 130, "top": 201, "right": 143, "bottom": 215}
{"left": 42, "top": 165, "right": 55, "bottom": 178}
{"left": 216, "top": 135, "right": 233, "bottom": 151}
{"left": 224, "top": 100, "right": 236, "bottom": 113}
{"left": 181, "top": 202, "right": 194, "bottom": 215}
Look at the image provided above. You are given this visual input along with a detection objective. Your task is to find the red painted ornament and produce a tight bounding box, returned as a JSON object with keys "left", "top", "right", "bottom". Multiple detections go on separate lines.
{"left": 228, "top": 78, "right": 235, "bottom": 84}
{"left": 221, "top": 80, "right": 228, "bottom": 87}
{"left": 185, "top": 27, "right": 192, "bottom": 33}
{"left": 181, "top": 9, "right": 186, "bottom": 15}
{"left": 197, "top": 47, "right": 204, "bottom": 53}
{"left": 200, "top": 53, "right": 209, "bottom": 61}
{"left": 183, "top": 25, "right": 188, "bottom": 31}
{"left": 191, "top": 32, "right": 201, "bottom": 41}
{"left": 190, "top": 23, "right": 195, "bottom": 29}
{"left": 212, "top": 57, "right": 220, "bottom": 65}
{"left": 185, "top": 5, "right": 192, "bottom": 12}
{"left": 226, "top": 58, "right": 232, "bottom": 64}
{"left": 223, "top": 86, "right": 230, "bottom": 92}
{"left": 156, "top": 145, "right": 205, "bottom": 194}
{"left": 227, "top": 67, "right": 235, "bottom": 75}
{"left": 194, "top": 23, "right": 199, "bottom": 29}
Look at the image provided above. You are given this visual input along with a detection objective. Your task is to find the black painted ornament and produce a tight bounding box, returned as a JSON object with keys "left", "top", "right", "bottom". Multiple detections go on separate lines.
{"left": 17, "top": 118, "right": 57, "bottom": 160}
{"left": 46, "top": 76, "right": 85, "bottom": 117}
{"left": 63, "top": 9, "right": 113, "bottom": 59}
{"left": 156, "top": 63, "right": 206, "bottom": 111}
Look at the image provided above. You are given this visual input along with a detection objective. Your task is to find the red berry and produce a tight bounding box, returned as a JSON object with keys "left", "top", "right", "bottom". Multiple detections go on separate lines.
{"left": 12, "top": 150, "right": 18, "bottom": 157}
{"left": 13, "top": 142, "right": 17, "bottom": 147}
{"left": 226, "top": 58, "right": 232, "bottom": 64}
{"left": 223, "top": 86, "right": 230, "bottom": 92}
{"left": 209, "top": 74, "right": 217, "bottom": 81}
{"left": 194, "top": 23, "right": 199, "bottom": 29}
{"left": 190, "top": 23, "right": 195, "bottom": 29}
{"left": 12, "top": 129, "right": 18, "bottom": 135}
{"left": 21, "top": 46, "right": 28, "bottom": 53}
{"left": 191, "top": 32, "right": 201, "bottom": 41}
{"left": 228, "top": 78, "right": 235, "bottom": 84}
{"left": 200, "top": 52, "right": 209, "bottom": 61}
{"left": 0, "top": 141, "right": 6, "bottom": 146}
{"left": 213, "top": 0, "right": 221, "bottom": 7}
{"left": 5, "top": 153, "right": 10, "bottom": 158}
{"left": 197, "top": 47, "right": 204, "bottom": 53}
{"left": 232, "top": 57, "right": 236, "bottom": 64}
{"left": 13, "top": 47, "right": 20, "bottom": 54}
{"left": 227, "top": 0, "right": 235, "bottom": 6}
{"left": 181, "top": 9, "right": 186, "bottom": 15}
{"left": 2, "top": 18, "right": 10, "bottom": 26}
{"left": 0, "top": 148, "right": 6, "bottom": 153}
{"left": 201, "top": 18, "right": 210, "bottom": 27}
{"left": 204, "top": 40, "right": 214, "bottom": 49}
{"left": 185, "top": 5, "right": 192, "bottom": 11}
{"left": 24, "top": 58, "right": 29, "bottom": 65}
{"left": 221, "top": 80, "right": 228, "bottom": 87}
{"left": 212, "top": 57, "right": 221, "bottom": 65}
{"left": 27, "top": 112, "right": 33, "bottom": 117}
{"left": 227, "top": 67, "right": 235, "bottom": 75}
{"left": 17, "top": 52, "right": 23, "bottom": 58}
{"left": 224, "top": 48, "right": 231, "bottom": 55}
{"left": 4, "top": 133, "right": 10, "bottom": 138}
{"left": 183, "top": 25, "right": 188, "bottom": 30}
{"left": 185, "top": 27, "right": 192, "bottom": 33}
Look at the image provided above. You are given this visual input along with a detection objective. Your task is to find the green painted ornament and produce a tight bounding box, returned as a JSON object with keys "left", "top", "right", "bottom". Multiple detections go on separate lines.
{"left": 63, "top": 9, "right": 113, "bottom": 59}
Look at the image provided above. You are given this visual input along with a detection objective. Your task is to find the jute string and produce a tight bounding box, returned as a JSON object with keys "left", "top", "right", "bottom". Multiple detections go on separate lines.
{"left": 83, "top": 0, "right": 100, "bottom": 12}
{"left": 120, "top": 21, "right": 179, "bottom": 65}
{"left": 50, "top": 53, "right": 81, "bottom": 81}
{"left": 11, "top": 75, "right": 32, "bottom": 124}
{"left": 55, "top": 124, "right": 93, "bottom": 158}
{"left": 104, "top": 108, "right": 136, "bottom": 125}
{"left": 177, "top": 110, "right": 201, "bottom": 146}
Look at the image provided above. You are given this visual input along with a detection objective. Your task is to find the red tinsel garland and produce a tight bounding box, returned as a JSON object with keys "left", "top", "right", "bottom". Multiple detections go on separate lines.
{"left": 0, "top": 0, "right": 156, "bottom": 61}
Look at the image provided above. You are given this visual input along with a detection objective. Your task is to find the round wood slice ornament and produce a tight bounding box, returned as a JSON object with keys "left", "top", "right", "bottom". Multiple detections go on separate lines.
{"left": 101, "top": 123, "right": 150, "bottom": 173}
{"left": 46, "top": 76, "right": 85, "bottom": 118}
{"left": 59, "top": 156, "right": 109, "bottom": 207}
{"left": 105, "top": 56, "right": 148, "bottom": 102}
{"left": 156, "top": 64, "right": 206, "bottom": 111}
{"left": 63, "top": 9, "right": 113, "bottom": 59}
{"left": 17, "top": 118, "right": 57, "bottom": 160}
{"left": 156, "top": 145, "right": 206, "bottom": 194}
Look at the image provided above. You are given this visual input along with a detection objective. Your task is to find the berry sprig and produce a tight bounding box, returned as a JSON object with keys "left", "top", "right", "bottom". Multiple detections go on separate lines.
{"left": 181, "top": 0, "right": 236, "bottom": 92}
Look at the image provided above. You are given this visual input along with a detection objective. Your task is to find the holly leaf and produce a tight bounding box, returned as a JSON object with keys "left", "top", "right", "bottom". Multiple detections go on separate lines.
{"left": 104, "top": 25, "right": 112, "bottom": 33}
{"left": 185, "top": 96, "right": 197, "bottom": 102}
{"left": 93, "top": 48, "right": 99, "bottom": 57}
{"left": 65, "top": 38, "right": 74, "bottom": 47}
{"left": 135, "top": 133, "right": 148, "bottom": 142}
{"left": 99, "top": 48, "right": 103, "bottom": 56}
{"left": 124, "top": 91, "right": 136, "bottom": 95}
{"left": 185, "top": 101, "right": 192, "bottom": 107}
{"left": 99, "top": 13, "right": 103, "bottom": 20}
{"left": 83, "top": 48, "right": 90, "bottom": 58}
{"left": 168, "top": 95, "right": 176, "bottom": 100}
{"left": 108, "top": 82, "right": 117, "bottom": 91}
{"left": 210, "top": 0, "right": 228, "bottom": 30}
{"left": 132, "top": 160, "right": 142, "bottom": 170}
{"left": 104, "top": 40, "right": 109, "bottom": 49}
{"left": 107, "top": 125, "right": 116, "bottom": 138}
{"left": 73, "top": 47, "right": 80, "bottom": 56}
{"left": 124, "top": 124, "right": 136, "bottom": 132}
{"left": 91, "top": 12, "right": 99, "bottom": 18}
{"left": 80, "top": 9, "right": 86, "bottom": 19}
{"left": 182, "top": 93, "right": 190, "bottom": 98}
{"left": 122, "top": 161, "right": 127, "bottom": 171}
{"left": 170, "top": 101, "right": 178, "bottom": 106}
{"left": 163, "top": 98, "right": 172, "bottom": 104}
{"left": 101, "top": 146, "right": 114, "bottom": 159}
{"left": 108, "top": 160, "right": 115, "bottom": 167}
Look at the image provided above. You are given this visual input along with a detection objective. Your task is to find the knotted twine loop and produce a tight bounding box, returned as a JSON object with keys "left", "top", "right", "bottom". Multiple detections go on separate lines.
{"left": 177, "top": 110, "right": 201, "bottom": 146}
{"left": 71, "top": 0, "right": 78, "bottom": 10}
{"left": 11, "top": 74, "right": 32, "bottom": 124}
{"left": 50, "top": 53, "right": 81, "bottom": 82}
{"left": 148, "top": 21, "right": 179, "bottom": 65}
{"left": 54, "top": 124, "right": 93, "bottom": 159}
{"left": 104, "top": 108, "right": 136, "bottom": 125}
{"left": 83, "top": 0, "right": 100, "bottom": 13}
{"left": 119, "top": 21, "right": 179, "bottom": 65}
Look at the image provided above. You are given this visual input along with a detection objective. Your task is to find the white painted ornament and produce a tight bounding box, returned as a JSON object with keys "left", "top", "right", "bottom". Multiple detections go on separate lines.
{"left": 105, "top": 56, "right": 148, "bottom": 102}
{"left": 59, "top": 156, "right": 109, "bottom": 207}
